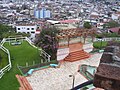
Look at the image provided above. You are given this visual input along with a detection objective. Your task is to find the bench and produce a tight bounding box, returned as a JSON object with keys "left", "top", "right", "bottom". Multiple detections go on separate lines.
{"left": 27, "top": 69, "right": 34, "bottom": 75}
{"left": 11, "top": 42, "right": 22, "bottom": 45}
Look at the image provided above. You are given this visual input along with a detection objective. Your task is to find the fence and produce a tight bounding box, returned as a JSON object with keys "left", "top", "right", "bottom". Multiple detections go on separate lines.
{"left": 95, "top": 37, "right": 120, "bottom": 42}
{"left": 0, "top": 39, "right": 12, "bottom": 78}
{"left": 1, "top": 38, "right": 6, "bottom": 45}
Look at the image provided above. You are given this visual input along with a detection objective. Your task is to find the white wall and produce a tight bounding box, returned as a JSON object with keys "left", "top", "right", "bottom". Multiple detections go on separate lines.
{"left": 16, "top": 25, "right": 37, "bottom": 38}
{"left": 112, "top": 14, "right": 119, "bottom": 20}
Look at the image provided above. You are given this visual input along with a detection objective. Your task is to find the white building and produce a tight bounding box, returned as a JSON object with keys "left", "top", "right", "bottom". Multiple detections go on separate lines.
{"left": 16, "top": 24, "right": 38, "bottom": 38}
{"left": 112, "top": 13, "right": 119, "bottom": 20}
{"left": 97, "top": 23, "right": 104, "bottom": 29}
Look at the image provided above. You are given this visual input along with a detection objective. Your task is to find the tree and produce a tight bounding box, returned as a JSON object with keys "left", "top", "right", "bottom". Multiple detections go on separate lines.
{"left": 35, "top": 27, "right": 59, "bottom": 60}
{"left": 0, "top": 24, "right": 30, "bottom": 40}
{"left": 103, "top": 21, "right": 120, "bottom": 28}
{"left": 83, "top": 22, "right": 92, "bottom": 29}
{"left": 67, "top": 12, "right": 72, "bottom": 16}
{"left": 0, "top": 24, "right": 15, "bottom": 40}
{"left": 118, "top": 29, "right": 120, "bottom": 35}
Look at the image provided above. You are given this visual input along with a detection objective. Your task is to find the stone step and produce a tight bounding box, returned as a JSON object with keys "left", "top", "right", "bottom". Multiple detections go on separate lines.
{"left": 70, "top": 51, "right": 89, "bottom": 56}
{"left": 64, "top": 50, "right": 90, "bottom": 62}
{"left": 65, "top": 53, "right": 89, "bottom": 59}
{"left": 65, "top": 55, "right": 90, "bottom": 62}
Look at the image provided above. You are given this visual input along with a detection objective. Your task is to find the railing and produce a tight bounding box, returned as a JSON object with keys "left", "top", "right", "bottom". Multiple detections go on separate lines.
{"left": 25, "top": 37, "right": 37, "bottom": 49}
{"left": 0, "top": 46, "right": 11, "bottom": 67}
{"left": 1, "top": 38, "right": 6, "bottom": 45}
{"left": 40, "top": 50, "right": 51, "bottom": 62}
{"left": 95, "top": 37, "right": 120, "bottom": 42}
{"left": 0, "top": 70, "right": 4, "bottom": 78}
{"left": 71, "top": 80, "right": 93, "bottom": 90}
{"left": 0, "top": 39, "right": 12, "bottom": 79}
{"left": 1, "top": 64, "right": 11, "bottom": 72}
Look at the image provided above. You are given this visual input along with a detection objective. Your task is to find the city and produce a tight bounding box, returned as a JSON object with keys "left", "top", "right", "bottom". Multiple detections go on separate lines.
{"left": 0, "top": 0, "right": 120, "bottom": 90}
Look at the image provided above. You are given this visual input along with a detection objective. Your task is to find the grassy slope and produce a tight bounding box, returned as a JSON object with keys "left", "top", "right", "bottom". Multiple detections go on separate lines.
{"left": 0, "top": 41, "right": 40, "bottom": 90}
{"left": 0, "top": 50, "right": 8, "bottom": 69}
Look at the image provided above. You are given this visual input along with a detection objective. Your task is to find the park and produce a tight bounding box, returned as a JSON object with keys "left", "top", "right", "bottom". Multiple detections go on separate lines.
{"left": 0, "top": 37, "right": 42, "bottom": 90}
{"left": 0, "top": 23, "right": 120, "bottom": 90}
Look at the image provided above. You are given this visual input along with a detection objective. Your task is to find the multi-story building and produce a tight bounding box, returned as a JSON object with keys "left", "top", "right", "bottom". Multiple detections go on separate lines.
{"left": 16, "top": 24, "right": 39, "bottom": 38}
{"left": 34, "top": 8, "right": 51, "bottom": 19}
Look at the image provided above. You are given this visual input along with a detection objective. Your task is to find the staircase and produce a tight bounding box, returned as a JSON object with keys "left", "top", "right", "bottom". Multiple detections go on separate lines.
{"left": 64, "top": 50, "right": 90, "bottom": 62}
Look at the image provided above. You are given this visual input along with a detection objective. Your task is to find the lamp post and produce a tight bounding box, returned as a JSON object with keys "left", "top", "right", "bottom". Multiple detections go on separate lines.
{"left": 69, "top": 70, "right": 81, "bottom": 89}
{"left": 69, "top": 75, "right": 75, "bottom": 89}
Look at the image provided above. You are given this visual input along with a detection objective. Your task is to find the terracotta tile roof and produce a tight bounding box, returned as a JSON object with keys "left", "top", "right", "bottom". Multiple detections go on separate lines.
{"left": 109, "top": 27, "right": 120, "bottom": 33}
{"left": 90, "top": 15, "right": 99, "bottom": 19}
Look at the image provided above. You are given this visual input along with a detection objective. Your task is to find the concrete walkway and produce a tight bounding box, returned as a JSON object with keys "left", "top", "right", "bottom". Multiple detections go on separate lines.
{"left": 27, "top": 53, "right": 102, "bottom": 90}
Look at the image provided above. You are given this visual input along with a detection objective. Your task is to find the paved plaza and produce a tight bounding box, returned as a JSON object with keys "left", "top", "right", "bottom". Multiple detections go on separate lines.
{"left": 27, "top": 53, "right": 102, "bottom": 90}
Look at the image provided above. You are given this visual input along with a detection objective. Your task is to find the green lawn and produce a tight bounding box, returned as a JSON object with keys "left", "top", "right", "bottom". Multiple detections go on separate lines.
{"left": 0, "top": 41, "right": 40, "bottom": 90}
{"left": 0, "top": 50, "right": 8, "bottom": 69}
{"left": 93, "top": 41, "right": 108, "bottom": 49}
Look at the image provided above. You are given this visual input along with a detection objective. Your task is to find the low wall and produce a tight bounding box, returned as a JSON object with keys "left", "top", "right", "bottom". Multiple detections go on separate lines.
{"left": 19, "top": 60, "right": 58, "bottom": 75}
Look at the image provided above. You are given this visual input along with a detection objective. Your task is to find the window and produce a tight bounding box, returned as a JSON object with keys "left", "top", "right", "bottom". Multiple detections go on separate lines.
{"left": 31, "top": 31, "right": 35, "bottom": 34}
{"left": 31, "top": 28, "right": 34, "bottom": 30}
{"left": 18, "top": 28, "right": 20, "bottom": 30}
{"left": 27, "top": 28, "right": 30, "bottom": 30}
{"left": 27, "top": 32, "right": 30, "bottom": 34}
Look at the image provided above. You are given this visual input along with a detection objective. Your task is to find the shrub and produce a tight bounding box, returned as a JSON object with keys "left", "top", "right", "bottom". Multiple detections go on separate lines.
{"left": 83, "top": 22, "right": 92, "bottom": 29}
